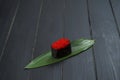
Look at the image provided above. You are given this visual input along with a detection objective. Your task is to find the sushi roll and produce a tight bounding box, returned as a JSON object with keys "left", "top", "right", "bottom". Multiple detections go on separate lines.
{"left": 51, "top": 38, "right": 71, "bottom": 58}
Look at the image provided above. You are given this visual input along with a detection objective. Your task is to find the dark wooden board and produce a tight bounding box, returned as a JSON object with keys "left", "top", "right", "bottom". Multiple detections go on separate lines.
{"left": 0, "top": 0, "right": 43, "bottom": 80}
{"left": 0, "top": 0, "right": 3, "bottom": 6}
{"left": 31, "top": 0, "right": 64, "bottom": 80}
{"left": 110, "top": 0, "right": 120, "bottom": 36}
{"left": 109, "top": 0, "right": 120, "bottom": 79}
{"left": 88, "top": 0, "right": 120, "bottom": 80}
{"left": 0, "top": 0, "right": 19, "bottom": 58}
{"left": 63, "top": 0, "right": 96, "bottom": 80}
{"left": 0, "top": 0, "right": 120, "bottom": 80}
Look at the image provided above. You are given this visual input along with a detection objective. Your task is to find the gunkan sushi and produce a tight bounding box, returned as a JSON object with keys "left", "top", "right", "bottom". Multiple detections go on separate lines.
{"left": 51, "top": 38, "right": 71, "bottom": 58}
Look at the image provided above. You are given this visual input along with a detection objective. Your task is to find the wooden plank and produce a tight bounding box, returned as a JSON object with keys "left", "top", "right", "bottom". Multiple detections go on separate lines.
{"left": 0, "top": 0, "right": 3, "bottom": 6}
{"left": 62, "top": 0, "right": 96, "bottom": 80}
{"left": 31, "top": 0, "right": 64, "bottom": 80}
{"left": 0, "top": 0, "right": 43, "bottom": 80}
{"left": 88, "top": 0, "right": 120, "bottom": 80}
{"left": 0, "top": 0, "right": 19, "bottom": 58}
{"left": 110, "top": 0, "right": 120, "bottom": 35}
{"left": 109, "top": 0, "right": 120, "bottom": 79}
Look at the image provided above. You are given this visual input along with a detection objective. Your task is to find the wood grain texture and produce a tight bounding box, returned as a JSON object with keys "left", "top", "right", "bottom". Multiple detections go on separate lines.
{"left": 110, "top": 0, "right": 120, "bottom": 36}
{"left": 0, "top": 0, "right": 120, "bottom": 80}
{"left": 88, "top": 0, "right": 120, "bottom": 80}
{"left": 31, "top": 0, "right": 64, "bottom": 80}
{"left": 109, "top": 0, "right": 120, "bottom": 79}
{"left": 0, "top": 0, "right": 43, "bottom": 80}
{"left": 0, "top": 0, "right": 19, "bottom": 58}
{"left": 62, "top": 0, "right": 96, "bottom": 80}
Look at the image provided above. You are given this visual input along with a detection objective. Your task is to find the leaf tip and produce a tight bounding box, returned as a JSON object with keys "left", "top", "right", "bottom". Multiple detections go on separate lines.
{"left": 24, "top": 65, "right": 30, "bottom": 69}
{"left": 24, "top": 62, "right": 33, "bottom": 69}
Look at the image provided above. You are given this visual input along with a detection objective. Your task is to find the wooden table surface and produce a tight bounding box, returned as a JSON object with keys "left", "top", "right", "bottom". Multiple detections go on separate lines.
{"left": 0, "top": 0, "right": 120, "bottom": 80}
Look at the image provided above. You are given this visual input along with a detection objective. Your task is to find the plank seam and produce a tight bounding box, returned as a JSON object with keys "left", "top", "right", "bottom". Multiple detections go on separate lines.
{"left": 107, "top": 0, "right": 119, "bottom": 79}
{"left": 31, "top": 0, "right": 44, "bottom": 64}
{"left": 0, "top": 0, "right": 20, "bottom": 62}
{"left": 62, "top": 0, "right": 66, "bottom": 80}
{"left": 62, "top": 0, "right": 66, "bottom": 38}
{"left": 109, "top": 0, "right": 120, "bottom": 37}
{"left": 86, "top": 0, "right": 98, "bottom": 80}
{"left": 28, "top": 0, "right": 44, "bottom": 80}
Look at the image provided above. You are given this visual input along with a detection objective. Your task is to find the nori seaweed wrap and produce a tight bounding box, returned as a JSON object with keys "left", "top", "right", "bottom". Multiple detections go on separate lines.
{"left": 51, "top": 38, "right": 71, "bottom": 58}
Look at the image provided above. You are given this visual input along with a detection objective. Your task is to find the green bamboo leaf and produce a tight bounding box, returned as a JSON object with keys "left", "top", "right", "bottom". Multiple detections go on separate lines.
{"left": 25, "top": 39, "right": 95, "bottom": 69}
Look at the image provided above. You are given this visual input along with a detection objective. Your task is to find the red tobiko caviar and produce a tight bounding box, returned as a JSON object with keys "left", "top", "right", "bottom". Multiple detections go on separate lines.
{"left": 51, "top": 38, "right": 71, "bottom": 58}
{"left": 51, "top": 38, "right": 70, "bottom": 50}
